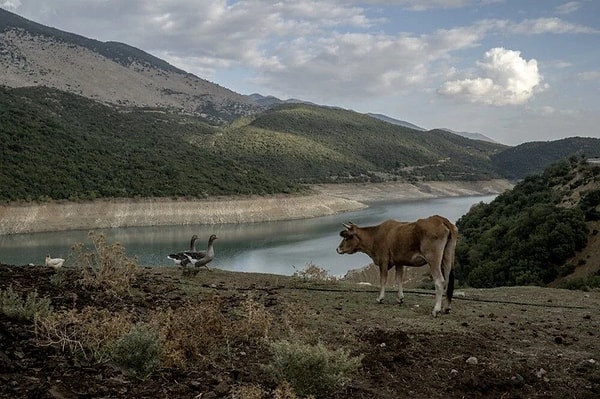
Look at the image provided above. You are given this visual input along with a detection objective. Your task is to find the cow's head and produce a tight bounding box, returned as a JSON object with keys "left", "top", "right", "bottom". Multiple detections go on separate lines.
{"left": 336, "top": 222, "right": 361, "bottom": 254}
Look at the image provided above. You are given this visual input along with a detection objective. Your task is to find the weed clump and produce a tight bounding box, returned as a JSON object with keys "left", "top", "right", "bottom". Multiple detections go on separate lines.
{"left": 71, "top": 232, "right": 139, "bottom": 295}
{"left": 266, "top": 339, "right": 363, "bottom": 397}
{"left": 110, "top": 323, "right": 162, "bottom": 378}
{"left": 293, "top": 262, "right": 337, "bottom": 282}
{"left": 0, "top": 286, "right": 53, "bottom": 322}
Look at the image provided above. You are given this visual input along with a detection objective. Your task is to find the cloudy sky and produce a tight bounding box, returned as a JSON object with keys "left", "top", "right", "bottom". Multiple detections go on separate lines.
{"left": 2, "top": 0, "right": 599, "bottom": 145}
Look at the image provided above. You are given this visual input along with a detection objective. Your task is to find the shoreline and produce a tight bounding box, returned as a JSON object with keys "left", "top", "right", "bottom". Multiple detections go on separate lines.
{"left": 0, "top": 180, "right": 513, "bottom": 235}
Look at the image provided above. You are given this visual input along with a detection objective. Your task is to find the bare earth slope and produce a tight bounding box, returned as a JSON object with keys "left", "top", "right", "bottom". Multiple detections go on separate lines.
{"left": 0, "top": 28, "right": 257, "bottom": 123}
{"left": 0, "top": 180, "right": 513, "bottom": 235}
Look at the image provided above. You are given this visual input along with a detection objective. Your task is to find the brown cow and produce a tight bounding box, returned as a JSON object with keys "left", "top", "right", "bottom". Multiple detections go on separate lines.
{"left": 336, "top": 215, "right": 458, "bottom": 317}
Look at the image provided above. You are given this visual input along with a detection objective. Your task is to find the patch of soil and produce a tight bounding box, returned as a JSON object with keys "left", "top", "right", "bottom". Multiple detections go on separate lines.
{"left": 1, "top": 264, "right": 599, "bottom": 398}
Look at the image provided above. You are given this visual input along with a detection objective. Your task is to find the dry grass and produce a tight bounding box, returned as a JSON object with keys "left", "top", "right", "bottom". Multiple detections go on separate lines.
{"left": 148, "top": 297, "right": 228, "bottom": 368}
{"left": 38, "top": 306, "right": 134, "bottom": 362}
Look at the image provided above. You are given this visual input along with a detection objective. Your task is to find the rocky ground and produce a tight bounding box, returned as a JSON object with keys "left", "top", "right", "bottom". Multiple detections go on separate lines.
{"left": 1, "top": 263, "right": 598, "bottom": 399}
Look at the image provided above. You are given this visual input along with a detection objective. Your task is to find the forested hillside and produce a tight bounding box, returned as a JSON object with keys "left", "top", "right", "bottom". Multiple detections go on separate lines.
{"left": 0, "top": 86, "right": 297, "bottom": 202}
{"left": 491, "top": 137, "right": 600, "bottom": 179}
{"left": 0, "top": 87, "right": 509, "bottom": 202}
{"left": 456, "top": 157, "right": 600, "bottom": 288}
{"left": 224, "top": 104, "right": 506, "bottom": 183}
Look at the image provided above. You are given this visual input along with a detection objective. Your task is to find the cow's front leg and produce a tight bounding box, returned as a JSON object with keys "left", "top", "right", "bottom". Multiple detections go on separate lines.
{"left": 395, "top": 265, "right": 405, "bottom": 304}
{"left": 376, "top": 264, "right": 388, "bottom": 303}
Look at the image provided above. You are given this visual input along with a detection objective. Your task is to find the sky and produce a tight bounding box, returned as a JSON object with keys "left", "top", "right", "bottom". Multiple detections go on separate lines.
{"left": 1, "top": 0, "right": 599, "bottom": 145}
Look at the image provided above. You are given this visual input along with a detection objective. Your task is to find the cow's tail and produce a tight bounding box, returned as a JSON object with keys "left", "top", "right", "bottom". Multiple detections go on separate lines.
{"left": 442, "top": 219, "right": 458, "bottom": 303}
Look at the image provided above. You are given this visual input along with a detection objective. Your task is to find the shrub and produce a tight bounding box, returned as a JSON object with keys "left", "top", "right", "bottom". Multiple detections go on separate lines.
{"left": 38, "top": 307, "right": 133, "bottom": 362}
{"left": 266, "top": 339, "right": 363, "bottom": 397}
{"left": 293, "top": 262, "right": 337, "bottom": 282}
{"left": 148, "top": 298, "right": 228, "bottom": 368}
{"left": 71, "top": 232, "right": 139, "bottom": 295}
{"left": 559, "top": 276, "right": 600, "bottom": 291}
{"left": 0, "top": 286, "right": 53, "bottom": 322}
{"left": 110, "top": 324, "right": 162, "bottom": 378}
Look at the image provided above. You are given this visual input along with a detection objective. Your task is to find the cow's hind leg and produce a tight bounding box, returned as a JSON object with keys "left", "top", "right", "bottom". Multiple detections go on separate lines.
{"left": 442, "top": 233, "right": 457, "bottom": 314}
{"left": 395, "top": 266, "right": 405, "bottom": 304}
{"left": 444, "top": 268, "right": 455, "bottom": 314}
{"left": 428, "top": 254, "right": 445, "bottom": 317}
{"left": 376, "top": 263, "right": 388, "bottom": 303}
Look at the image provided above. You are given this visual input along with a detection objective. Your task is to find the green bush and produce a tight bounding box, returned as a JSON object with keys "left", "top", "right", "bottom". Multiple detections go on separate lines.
{"left": 266, "top": 339, "right": 363, "bottom": 397}
{"left": 456, "top": 159, "right": 593, "bottom": 288}
{"left": 0, "top": 286, "right": 53, "bottom": 322}
{"left": 559, "top": 276, "right": 600, "bottom": 291}
{"left": 110, "top": 324, "right": 162, "bottom": 378}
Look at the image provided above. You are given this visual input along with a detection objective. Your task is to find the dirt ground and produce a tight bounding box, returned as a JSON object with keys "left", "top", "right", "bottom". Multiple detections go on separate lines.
{"left": 1, "top": 263, "right": 599, "bottom": 399}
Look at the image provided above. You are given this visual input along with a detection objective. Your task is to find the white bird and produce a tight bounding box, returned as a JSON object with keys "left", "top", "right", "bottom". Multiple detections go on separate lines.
{"left": 167, "top": 234, "right": 199, "bottom": 266}
{"left": 45, "top": 254, "right": 64, "bottom": 269}
{"left": 182, "top": 234, "right": 218, "bottom": 272}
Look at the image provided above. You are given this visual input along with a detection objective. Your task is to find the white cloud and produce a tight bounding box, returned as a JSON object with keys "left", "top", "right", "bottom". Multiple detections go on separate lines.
{"left": 555, "top": 1, "right": 581, "bottom": 15}
{"left": 438, "top": 47, "right": 546, "bottom": 106}
{"left": 577, "top": 70, "right": 600, "bottom": 81}
{"left": 0, "top": 0, "right": 21, "bottom": 10}
{"left": 509, "top": 17, "right": 599, "bottom": 34}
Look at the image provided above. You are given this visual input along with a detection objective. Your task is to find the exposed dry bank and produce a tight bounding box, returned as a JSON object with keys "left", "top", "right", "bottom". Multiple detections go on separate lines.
{"left": 0, "top": 180, "right": 512, "bottom": 235}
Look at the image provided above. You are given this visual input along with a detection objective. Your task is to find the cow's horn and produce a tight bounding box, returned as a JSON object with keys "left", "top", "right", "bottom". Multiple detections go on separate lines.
{"left": 343, "top": 222, "right": 355, "bottom": 229}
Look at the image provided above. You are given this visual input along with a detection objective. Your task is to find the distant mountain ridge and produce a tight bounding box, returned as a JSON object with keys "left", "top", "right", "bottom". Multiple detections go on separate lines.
{"left": 0, "top": 8, "right": 259, "bottom": 124}
{"left": 367, "top": 113, "right": 426, "bottom": 131}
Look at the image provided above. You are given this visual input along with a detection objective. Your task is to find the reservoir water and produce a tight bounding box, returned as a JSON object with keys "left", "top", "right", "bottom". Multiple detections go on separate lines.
{"left": 0, "top": 195, "right": 495, "bottom": 277}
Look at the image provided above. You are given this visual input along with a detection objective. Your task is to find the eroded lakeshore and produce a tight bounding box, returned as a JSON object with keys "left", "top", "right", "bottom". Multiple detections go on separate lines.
{"left": 0, "top": 180, "right": 513, "bottom": 235}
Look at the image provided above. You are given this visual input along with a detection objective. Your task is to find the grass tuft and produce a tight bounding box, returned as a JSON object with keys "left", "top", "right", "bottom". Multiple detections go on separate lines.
{"left": 110, "top": 323, "right": 162, "bottom": 378}
{"left": 0, "top": 286, "right": 53, "bottom": 322}
{"left": 265, "top": 338, "right": 363, "bottom": 397}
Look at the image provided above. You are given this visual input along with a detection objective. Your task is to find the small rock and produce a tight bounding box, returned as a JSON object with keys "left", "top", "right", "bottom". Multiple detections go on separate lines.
{"left": 511, "top": 374, "right": 525, "bottom": 387}
{"left": 214, "top": 381, "right": 229, "bottom": 396}
{"left": 466, "top": 356, "right": 478, "bottom": 365}
{"left": 588, "top": 359, "right": 596, "bottom": 365}
{"left": 554, "top": 336, "right": 563, "bottom": 345}
{"left": 583, "top": 314, "right": 591, "bottom": 320}
{"left": 536, "top": 368, "right": 547, "bottom": 378}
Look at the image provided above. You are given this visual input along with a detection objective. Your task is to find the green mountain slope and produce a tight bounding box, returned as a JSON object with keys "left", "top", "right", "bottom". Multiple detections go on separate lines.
{"left": 491, "top": 137, "right": 600, "bottom": 180}
{"left": 218, "top": 104, "right": 507, "bottom": 183}
{"left": 4, "top": 85, "right": 596, "bottom": 204}
{"left": 456, "top": 157, "right": 599, "bottom": 288}
{"left": 0, "top": 86, "right": 296, "bottom": 202}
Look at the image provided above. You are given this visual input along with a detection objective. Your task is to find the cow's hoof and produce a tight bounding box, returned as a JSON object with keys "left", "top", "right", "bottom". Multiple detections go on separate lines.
{"left": 396, "top": 298, "right": 404, "bottom": 304}
{"left": 376, "top": 298, "right": 384, "bottom": 304}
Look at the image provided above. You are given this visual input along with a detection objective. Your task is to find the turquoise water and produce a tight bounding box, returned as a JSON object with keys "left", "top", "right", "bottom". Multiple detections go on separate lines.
{"left": 0, "top": 195, "right": 495, "bottom": 276}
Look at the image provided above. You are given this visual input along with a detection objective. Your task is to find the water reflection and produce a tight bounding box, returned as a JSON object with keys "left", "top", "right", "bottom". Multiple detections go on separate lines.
{"left": 0, "top": 195, "right": 495, "bottom": 276}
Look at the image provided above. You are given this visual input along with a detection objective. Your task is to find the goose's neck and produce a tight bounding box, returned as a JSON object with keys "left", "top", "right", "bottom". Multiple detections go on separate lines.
{"left": 206, "top": 241, "right": 215, "bottom": 257}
